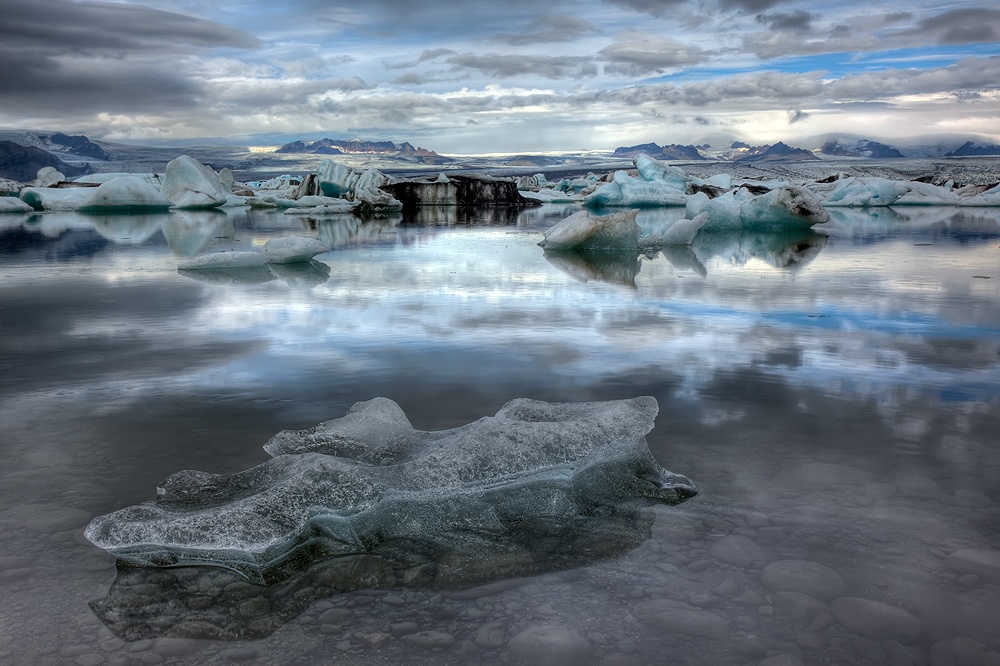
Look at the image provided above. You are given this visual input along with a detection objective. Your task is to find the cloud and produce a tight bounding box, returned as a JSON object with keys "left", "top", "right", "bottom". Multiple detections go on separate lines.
{"left": 718, "top": 0, "right": 787, "bottom": 12}
{"left": 603, "top": 0, "right": 687, "bottom": 16}
{"left": 445, "top": 53, "right": 599, "bottom": 79}
{"left": 600, "top": 31, "right": 706, "bottom": 75}
{"left": 0, "top": 0, "right": 259, "bottom": 54}
{"left": 755, "top": 10, "right": 814, "bottom": 32}
{"left": 0, "top": 0, "right": 259, "bottom": 117}
{"left": 900, "top": 7, "right": 1000, "bottom": 45}
{"left": 491, "top": 15, "right": 599, "bottom": 45}
{"left": 787, "top": 108, "right": 809, "bottom": 123}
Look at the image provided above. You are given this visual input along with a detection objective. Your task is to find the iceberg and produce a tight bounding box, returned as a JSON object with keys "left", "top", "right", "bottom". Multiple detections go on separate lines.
{"left": 74, "top": 173, "right": 162, "bottom": 187}
{"left": 85, "top": 396, "right": 696, "bottom": 583}
{"left": 260, "top": 236, "right": 330, "bottom": 264}
{"left": 176, "top": 235, "right": 330, "bottom": 270}
{"left": 19, "top": 187, "right": 93, "bottom": 211}
{"left": 177, "top": 251, "right": 268, "bottom": 270}
{"left": 520, "top": 188, "right": 584, "bottom": 203}
{"left": 643, "top": 212, "right": 709, "bottom": 246}
{"left": 75, "top": 176, "right": 173, "bottom": 213}
{"left": 701, "top": 185, "right": 828, "bottom": 232}
{"left": 159, "top": 155, "right": 229, "bottom": 209}
{"left": 0, "top": 197, "right": 33, "bottom": 213}
{"left": 585, "top": 169, "right": 688, "bottom": 208}
{"left": 538, "top": 209, "right": 641, "bottom": 251}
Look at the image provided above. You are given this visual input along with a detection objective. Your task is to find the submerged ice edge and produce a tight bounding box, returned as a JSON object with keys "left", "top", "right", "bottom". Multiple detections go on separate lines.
{"left": 85, "top": 396, "right": 697, "bottom": 583}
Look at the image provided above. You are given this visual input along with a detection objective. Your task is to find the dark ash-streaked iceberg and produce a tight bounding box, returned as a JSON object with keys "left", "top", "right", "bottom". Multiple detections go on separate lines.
{"left": 85, "top": 397, "right": 696, "bottom": 583}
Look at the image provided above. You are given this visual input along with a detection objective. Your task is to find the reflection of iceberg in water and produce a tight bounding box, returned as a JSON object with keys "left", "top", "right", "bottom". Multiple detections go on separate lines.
{"left": 87, "top": 213, "right": 170, "bottom": 244}
{"left": 544, "top": 249, "right": 641, "bottom": 287}
{"left": 161, "top": 211, "right": 232, "bottom": 258}
{"left": 658, "top": 245, "right": 708, "bottom": 277}
{"left": 543, "top": 227, "right": 827, "bottom": 281}
{"left": 86, "top": 397, "right": 695, "bottom": 585}
{"left": 91, "top": 508, "right": 656, "bottom": 641}
{"left": 177, "top": 260, "right": 330, "bottom": 288}
{"left": 317, "top": 214, "right": 401, "bottom": 247}
{"left": 266, "top": 260, "right": 331, "bottom": 288}
{"left": 827, "top": 206, "right": 1000, "bottom": 242}
{"left": 692, "top": 228, "right": 828, "bottom": 271}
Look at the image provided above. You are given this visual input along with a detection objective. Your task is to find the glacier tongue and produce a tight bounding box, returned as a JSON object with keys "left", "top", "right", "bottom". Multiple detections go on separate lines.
{"left": 85, "top": 396, "right": 696, "bottom": 583}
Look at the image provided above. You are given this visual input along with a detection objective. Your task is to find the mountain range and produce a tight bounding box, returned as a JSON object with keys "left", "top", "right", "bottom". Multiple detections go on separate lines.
{"left": 275, "top": 138, "right": 452, "bottom": 164}
{"left": 3, "top": 129, "right": 1000, "bottom": 182}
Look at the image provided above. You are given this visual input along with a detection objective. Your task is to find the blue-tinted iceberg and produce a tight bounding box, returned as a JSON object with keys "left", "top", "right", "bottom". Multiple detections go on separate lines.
{"left": 85, "top": 396, "right": 696, "bottom": 583}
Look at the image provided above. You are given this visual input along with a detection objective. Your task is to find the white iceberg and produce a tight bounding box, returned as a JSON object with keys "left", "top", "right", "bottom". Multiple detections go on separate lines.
{"left": 520, "top": 188, "right": 584, "bottom": 203}
{"left": 177, "top": 235, "right": 330, "bottom": 270}
{"left": 0, "top": 197, "right": 33, "bottom": 213}
{"left": 160, "top": 155, "right": 229, "bottom": 209}
{"left": 317, "top": 159, "right": 357, "bottom": 197}
{"left": 643, "top": 212, "right": 709, "bottom": 246}
{"left": 84, "top": 396, "right": 696, "bottom": 582}
{"left": 19, "top": 187, "right": 93, "bottom": 211}
{"left": 539, "top": 209, "right": 641, "bottom": 251}
{"left": 74, "top": 173, "right": 162, "bottom": 187}
{"left": 177, "top": 251, "right": 269, "bottom": 270}
{"left": 76, "top": 176, "right": 173, "bottom": 213}
{"left": 35, "top": 167, "right": 65, "bottom": 187}
{"left": 261, "top": 236, "right": 330, "bottom": 264}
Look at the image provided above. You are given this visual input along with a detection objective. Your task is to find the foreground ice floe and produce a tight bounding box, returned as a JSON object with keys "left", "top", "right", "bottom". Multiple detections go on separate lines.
{"left": 85, "top": 396, "right": 696, "bottom": 583}
{"left": 177, "top": 235, "right": 329, "bottom": 270}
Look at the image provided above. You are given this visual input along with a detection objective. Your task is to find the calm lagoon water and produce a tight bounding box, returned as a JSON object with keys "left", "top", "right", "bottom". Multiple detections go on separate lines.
{"left": 0, "top": 204, "right": 998, "bottom": 665}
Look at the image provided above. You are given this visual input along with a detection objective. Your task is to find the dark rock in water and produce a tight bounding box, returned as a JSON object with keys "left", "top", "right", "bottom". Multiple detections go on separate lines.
{"left": 85, "top": 397, "right": 696, "bottom": 584}
{"left": 0, "top": 141, "right": 89, "bottom": 181}
{"left": 383, "top": 175, "right": 539, "bottom": 210}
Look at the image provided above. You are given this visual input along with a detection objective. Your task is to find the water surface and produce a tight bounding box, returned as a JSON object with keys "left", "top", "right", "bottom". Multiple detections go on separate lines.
{"left": 1, "top": 205, "right": 998, "bottom": 665}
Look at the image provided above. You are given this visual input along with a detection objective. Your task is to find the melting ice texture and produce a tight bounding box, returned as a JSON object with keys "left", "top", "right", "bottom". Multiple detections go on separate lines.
{"left": 85, "top": 396, "right": 696, "bottom": 584}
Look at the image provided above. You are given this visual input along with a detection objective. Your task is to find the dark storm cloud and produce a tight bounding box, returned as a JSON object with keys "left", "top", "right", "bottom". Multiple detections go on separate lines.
{"left": 718, "top": 0, "right": 787, "bottom": 12}
{"left": 603, "top": 0, "right": 686, "bottom": 16}
{"left": 600, "top": 33, "right": 706, "bottom": 75}
{"left": 445, "top": 53, "right": 599, "bottom": 79}
{"left": 787, "top": 108, "right": 809, "bottom": 123}
{"left": 901, "top": 7, "right": 1000, "bottom": 45}
{"left": 755, "top": 10, "right": 814, "bottom": 32}
{"left": 491, "top": 15, "right": 599, "bottom": 46}
{"left": 0, "top": 0, "right": 259, "bottom": 115}
{"left": 0, "top": 0, "right": 260, "bottom": 53}
{"left": 0, "top": 51, "right": 203, "bottom": 115}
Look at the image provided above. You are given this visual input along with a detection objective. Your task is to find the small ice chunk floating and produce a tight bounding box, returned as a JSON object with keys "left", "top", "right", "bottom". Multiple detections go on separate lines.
{"left": 86, "top": 397, "right": 696, "bottom": 586}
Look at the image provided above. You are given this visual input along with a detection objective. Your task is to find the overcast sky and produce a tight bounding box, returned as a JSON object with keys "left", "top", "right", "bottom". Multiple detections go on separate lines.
{"left": 1, "top": 0, "right": 998, "bottom": 153}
